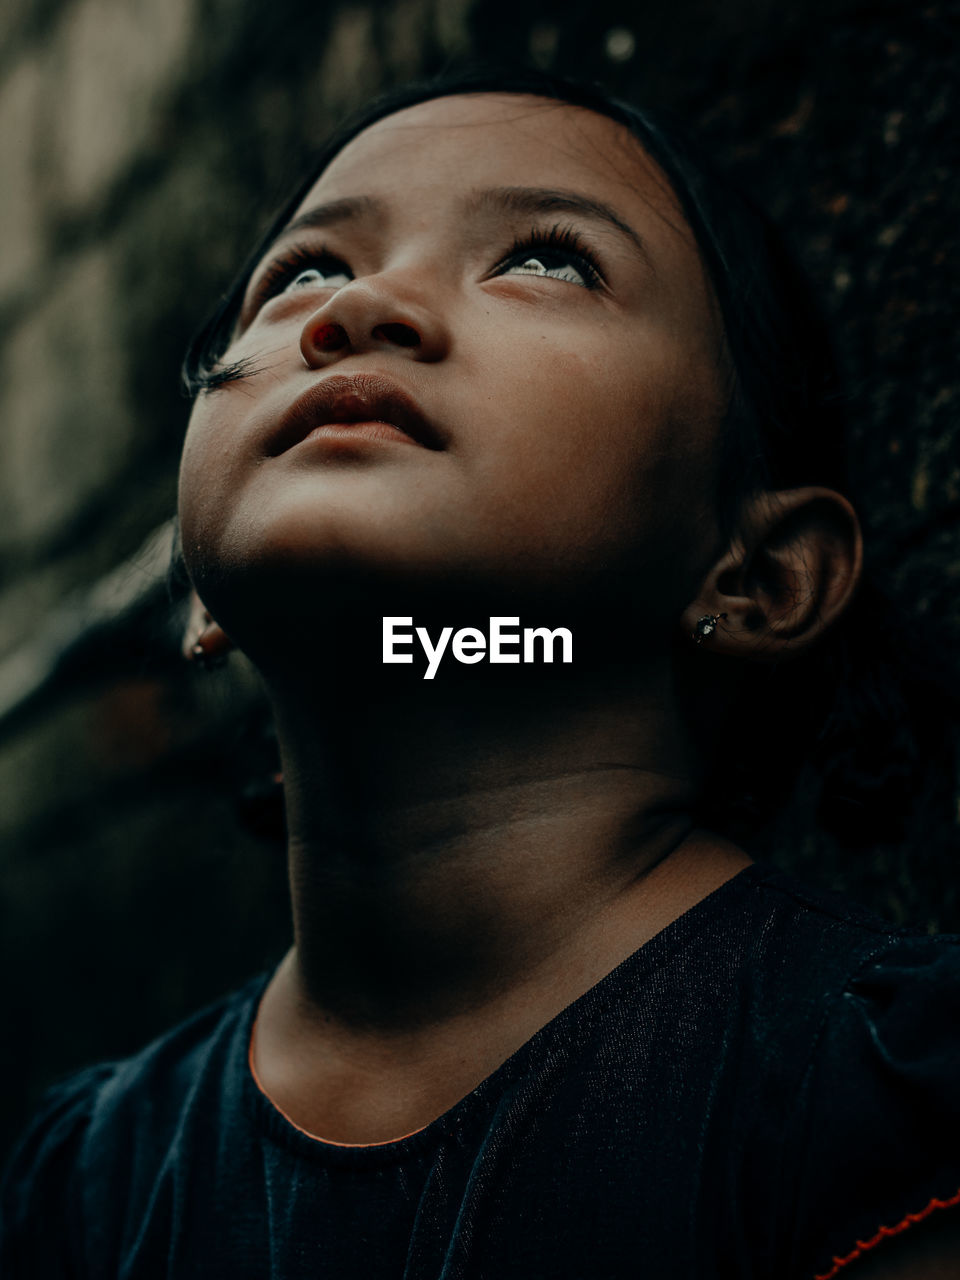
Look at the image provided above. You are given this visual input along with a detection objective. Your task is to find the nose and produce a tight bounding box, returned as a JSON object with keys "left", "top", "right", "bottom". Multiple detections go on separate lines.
{"left": 299, "top": 273, "right": 450, "bottom": 367}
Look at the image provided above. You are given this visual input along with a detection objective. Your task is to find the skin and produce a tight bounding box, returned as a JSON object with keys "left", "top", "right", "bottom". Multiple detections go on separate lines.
{"left": 176, "top": 93, "right": 952, "bottom": 1271}
{"left": 180, "top": 102, "right": 726, "bottom": 645}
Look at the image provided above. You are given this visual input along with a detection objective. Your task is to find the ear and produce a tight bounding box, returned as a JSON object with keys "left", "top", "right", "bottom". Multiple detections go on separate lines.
{"left": 680, "top": 487, "right": 863, "bottom": 662}
{"left": 182, "top": 591, "right": 234, "bottom": 665}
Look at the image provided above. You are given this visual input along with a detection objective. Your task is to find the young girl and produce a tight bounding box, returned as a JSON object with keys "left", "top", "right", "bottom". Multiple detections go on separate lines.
{"left": 3, "top": 67, "right": 959, "bottom": 1279}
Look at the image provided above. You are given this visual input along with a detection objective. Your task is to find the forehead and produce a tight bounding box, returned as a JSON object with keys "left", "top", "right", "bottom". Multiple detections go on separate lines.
{"left": 293, "top": 93, "right": 691, "bottom": 249}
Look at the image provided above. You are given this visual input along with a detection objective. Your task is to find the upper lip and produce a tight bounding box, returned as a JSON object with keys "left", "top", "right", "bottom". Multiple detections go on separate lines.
{"left": 269, "top": 373, "right": 444, "bottom": 454}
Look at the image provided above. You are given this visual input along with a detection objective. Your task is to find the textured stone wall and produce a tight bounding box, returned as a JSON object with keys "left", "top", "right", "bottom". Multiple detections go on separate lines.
{"left": 0, "top": 0, "right": 957, "bottom": 1161}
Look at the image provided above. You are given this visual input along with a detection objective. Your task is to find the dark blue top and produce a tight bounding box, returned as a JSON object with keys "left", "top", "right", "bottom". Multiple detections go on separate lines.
{"left": 3, "top": 861, "right": 960, "bottom": 1279}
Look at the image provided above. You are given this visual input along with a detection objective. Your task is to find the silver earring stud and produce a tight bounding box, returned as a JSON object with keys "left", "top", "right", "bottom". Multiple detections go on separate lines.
{"left": 693, "top": 613, "right": 727, "bottom": 644}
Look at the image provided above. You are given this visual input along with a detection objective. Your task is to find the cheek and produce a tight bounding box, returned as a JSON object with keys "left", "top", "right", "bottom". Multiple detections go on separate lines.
{"left": 475, "top": 327, "right": 719, "bottom": 590}
{"left": 479, "top": 329, "right": 699, "bottom": 508}
{"left": 177, "top": 406, "right": 243, "bottom": 573}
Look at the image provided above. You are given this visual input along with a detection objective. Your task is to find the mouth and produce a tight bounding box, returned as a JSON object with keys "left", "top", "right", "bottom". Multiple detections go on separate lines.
{"left": 269, "top": 373, "right": 445, "bottom": 455}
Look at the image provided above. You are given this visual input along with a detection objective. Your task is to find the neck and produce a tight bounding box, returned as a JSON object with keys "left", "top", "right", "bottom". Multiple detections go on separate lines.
{"left": 264, "top": 647, "right": 706, "bottom": 1036}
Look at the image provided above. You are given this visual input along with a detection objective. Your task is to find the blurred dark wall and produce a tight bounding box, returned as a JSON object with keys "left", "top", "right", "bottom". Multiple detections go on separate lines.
{"left": 0, "top": 0, "right": 957, "bottom": 1163}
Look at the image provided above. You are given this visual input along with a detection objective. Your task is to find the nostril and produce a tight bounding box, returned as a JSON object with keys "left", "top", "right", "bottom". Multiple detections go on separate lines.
{"left": 372, "top": 322, "right": 419, "bottom": 348}
{"left": 310, "top": 322, "right": 348, "bottom": 352}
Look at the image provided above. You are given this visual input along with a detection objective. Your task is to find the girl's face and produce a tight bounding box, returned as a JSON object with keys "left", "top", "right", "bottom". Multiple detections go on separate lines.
{"left": 179, "top": 94, "right": 727, "bottom": 643}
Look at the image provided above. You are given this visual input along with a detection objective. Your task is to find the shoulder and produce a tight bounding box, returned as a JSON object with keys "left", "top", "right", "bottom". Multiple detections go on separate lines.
{"left": 691, "top": 864, "right": 960, "bottom": 1278}
{"left": 730, "top": 863, "right": 951, "bottom": 1020}
{"left": 775, "top": 901, "right": 960, "bottom": 1279}
{"left": 0, "top": 972, "right": 269, "bottom": 1273}
{"left": 0, "top": 1060, "right": 116, "bottom": 1274}
{"left": 741, "top": 861, "right": 911, "bottom": 948}
{"left": 741, "top": 866, "right": 960, "bottom": 1107}
{"left": 670, "top": 861, "right": 926, "bottom": 1042}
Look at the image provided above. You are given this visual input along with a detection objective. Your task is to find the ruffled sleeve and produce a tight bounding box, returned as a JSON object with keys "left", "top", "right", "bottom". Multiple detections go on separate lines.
{"left": 786, "top": 934, "right": 960, "bottom": 1279}
{"left": 0, "top": 1062, "right": 116, "bottom": 1276}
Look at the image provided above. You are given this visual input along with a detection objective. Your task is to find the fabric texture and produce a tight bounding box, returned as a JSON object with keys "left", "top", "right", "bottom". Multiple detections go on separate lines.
{"left": 3, "top": 861, "right": 960, "bottom": 1279}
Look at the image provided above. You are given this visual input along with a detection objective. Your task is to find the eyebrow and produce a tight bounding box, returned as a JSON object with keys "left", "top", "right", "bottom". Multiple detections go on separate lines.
{"left": 269, "top": 186, "right": 650, "bottom": 267}
{"left": 466, "top": 186, "right": 650, "bottom": 266}
{"left": 274, "top": 194, "right": 382, "bottom": 243}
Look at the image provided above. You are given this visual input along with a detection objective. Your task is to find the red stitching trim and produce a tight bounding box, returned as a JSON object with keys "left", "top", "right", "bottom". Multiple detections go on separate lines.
{"left": 814, "top": 1186, "right": 960, "bottom": 1279}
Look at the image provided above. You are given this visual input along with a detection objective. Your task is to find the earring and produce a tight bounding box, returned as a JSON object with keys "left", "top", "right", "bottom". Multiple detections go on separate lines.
{"left": 187, "top": 624, "right": 231, "bottom": 670}
{"left": 693, "top": 612, "right": 727, "bottom": 644}
{"left": 189, "top": 640, "right": 228, "bottom": 670}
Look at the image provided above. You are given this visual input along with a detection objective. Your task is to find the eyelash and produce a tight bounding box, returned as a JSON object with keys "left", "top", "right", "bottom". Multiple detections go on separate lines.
{"left": 498, "top": 224, "right": 604, "bottom": 290}
{"left": 197, "top": 226, "right": 604, "bottom": 397}
{"left": 251, "top": 244, "right": 340, "bottom": 310}
{"left": 248, "top": 222, "right": 605, "bottom": 313}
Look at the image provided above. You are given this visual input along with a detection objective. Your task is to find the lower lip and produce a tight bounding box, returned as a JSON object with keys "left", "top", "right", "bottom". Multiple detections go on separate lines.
{"left": 300, "top": 421, "right": 419, "bottom": 446}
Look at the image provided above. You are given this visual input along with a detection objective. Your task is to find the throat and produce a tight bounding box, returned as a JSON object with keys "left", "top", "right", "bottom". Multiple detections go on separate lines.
{"left": 283, "top": 771, "right": 700, "bottom": 1032}
{"left": 252, "top": 834, "right": 753, "bottom": 1146}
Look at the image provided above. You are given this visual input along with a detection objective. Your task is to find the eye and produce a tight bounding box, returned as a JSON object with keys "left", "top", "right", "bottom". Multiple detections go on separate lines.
{"left": 247, "top": 244, "right": 354, "bottom": 315}
{"left": 503, "top": 253, "right": 590, "bottom": 287}
{"left": 495, "top": 224, "right": 604, "bottom": 291}
{"left": 285, "top": 264, "right": 352, "bottom": 292}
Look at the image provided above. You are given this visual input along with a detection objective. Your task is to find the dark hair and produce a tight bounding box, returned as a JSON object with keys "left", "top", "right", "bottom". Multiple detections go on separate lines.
{"left": 182, "top": 64, "right": 958, "bottom": 853}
